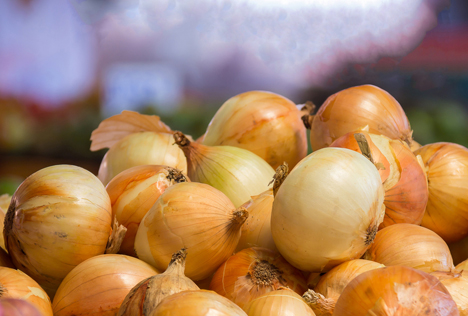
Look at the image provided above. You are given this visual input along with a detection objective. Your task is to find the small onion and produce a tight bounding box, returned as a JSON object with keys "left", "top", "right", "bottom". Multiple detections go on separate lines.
{"left": 309, "top": 84, "right": 413, "bottom": 151}
{"left": 201, "top": 90, "right": 308, "bottom": 170}
{"left": 52, "top": 254, "right": 159, "bottom": 316}
{"left": 134, "top": 182, "right": 248, "bottom": 281}
{"left": 364, "top": 223, "right": 454, "bottom": 273}
{"left": 106, "top": 165, "right": 189, "bottom": 256}
{"left": 0, "top": 298, "right": 42, "bottom": 316}
{"left": 0, "top": 267, "right": 53, "bottom": 316}
{"left": 303, "top": 259, "right": 385, "bottom": 316}
{"left": 414, "top": 142, "right": 468, "bottom": 243}
{"left": 334, "top": 266, "right": 459, "bottom": 315}
{"left": 173, "top": 131, "right": 274, "bottom": 208}
{"left": 243, "top": 287, "right": 316, "bottom": 316}
{"left": 271, "top": 147, "right": 385, "bottom": 272}
{"left": 3, "top": 165, "right": 121, "bottom": 298}
{"left": 118, "top": 249, "right": 199, "bottom": 316}
{"left": 152, "top": 290, "right": 247, "bottom": 316}
{"left": 209, "top": 247, "right": 307, "bottom": 309}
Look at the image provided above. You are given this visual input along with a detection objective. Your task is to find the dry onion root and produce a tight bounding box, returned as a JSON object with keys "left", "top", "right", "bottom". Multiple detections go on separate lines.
{"left": 209, "top": 247, "right": 308, "bottom": 309}
{"left": 106, "top": 165, "right": 189, "bottom": 256}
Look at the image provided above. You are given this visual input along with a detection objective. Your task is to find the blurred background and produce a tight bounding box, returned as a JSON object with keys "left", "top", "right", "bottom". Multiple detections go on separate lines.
{"left": 1, "top": 0, "right": 467, "bottom": 194}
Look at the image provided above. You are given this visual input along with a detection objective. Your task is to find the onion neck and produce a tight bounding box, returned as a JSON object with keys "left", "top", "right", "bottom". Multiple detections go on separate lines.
{"left": 354, "top": 133, "right": 385, "bottom": 170}
{"left": 173, "top": 131, "right": 191, "bottom": 147}
{"left": 303, "top": 289, "right": 335, "bottom": 316}
{"left": 269, "top": 163, "right": 289, "bottom": 197}
{"left": 164, "top": 248, "right": 188, "bottom": 276}
{"left": 105, "top": 217, "right": 127, "bottom": 254}
{"left": 232, "top": 207, "right": 249, "bottom": 228}
{"left": 301, "top": 115, "right": 314, "bottom": 130}
{"left": 365, "top": 224, "right": 379, "bottom": 246}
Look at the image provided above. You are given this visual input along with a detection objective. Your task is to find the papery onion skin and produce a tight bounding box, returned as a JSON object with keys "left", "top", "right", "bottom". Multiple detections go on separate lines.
{"left": 310, "top": 84, "right": 412, "bottom": 151}
{"left": 52, "top": 254, "right": 159, "bottom": 316}
{"left": 458, "top": 260, "right": 468, "bottom": 271}
{"left": 98, "top": 132, "right": 187, "bottom": 185}
{"left": 0, "top": 267, "right": 53, "bottom": 316}
{"left": 4, "top": 165, "right": 113, "bottom": 298}
{"left": 414, "top": 142, "right": 468, "bottom": 243}
{"left": 430, "top": 271, "right": 468, "bottom": 316}
{"left": 134, "top": 182, "right": 248, "bottom": 281}
{"left": 0, "top": 194, "right": 11, "bottom": 251}
{"left": 243, "top": 288, "right": 316, "bottom": 316}
{"left": 271, "top": 147, "right": 385, "bottom": 272}
{"left": 364, "top": 223, "right": 454, "bottom": 273}
{"left": 152, "top": 290, "right": 247, "bottom": 316}
{"left": 0, "top": 298, "right": 42, "bottom": 316}
{"left": 334, "top": 266, "right": 459, "bottom": 316}
{"left": 209, "top": 247, "right": 308, "bottom": 309}
{"left": 202, "top": 91, "right": 307, "bottom": 170}
{"left": 106, "top": 165, "right": 189, "bottom": 257}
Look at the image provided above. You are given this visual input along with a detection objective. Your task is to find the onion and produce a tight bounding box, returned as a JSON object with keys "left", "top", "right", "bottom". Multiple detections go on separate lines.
{"left": 271, "top": 147, "right": 385, "bottom": 272}
{"left": 118, "top": 249, "right": 199, "bottom": 316}
{"left": 173, "top": 131, "right": 274, "bottom": 207}
{"left": 430, "top": 270, "right": 468, "bottom": 316}
{"left": 458, "top": 260, "right": 468, "bottom": 271}
{"left": 134, "top": 182, "right": 248, "bottom": 281}
{"left": 0, "top": 194, "right": 11, "bottom": 251}
{"left": 52, "top": 254, "right": 159, "bottom": 316}
{"left": 364, "top": 223, "right": 454, "bottom": 273}
{"left": 0, "top": 298, "right": 42, "bottom": 316}
{"left": 414, "top": 142, "right": 468, "bottom": 243}
{"left": 0, "top": 267, "right": 53, "bottom": 316}
{"left": 3, "top": 165, "right": 125, "bottom": 298}
{"left": 243, "top": 287, "right": 315, "bottom": 316}
{"left": 106, "top": 165, "right": 189, "bottom": 256}
{"left": 330, "top": 131, "right": 428, "bottom": 228}
{"left": 201, "top": 90, "right": 307, "bottom": 170}
{"left": 334, "top": 266, "right": 459, "bottom": 315}
{"left": 90, "top": 111, "right": 187, "bottom": 185}
{"left": 309, "top": 84, "right": 413, "bottom": 151}
{"left": 209, "top": 247, "right": 307, "bottom": 309}
{"left": 449, "top": 235, "right": 468, "bottom": 266}
{"left": 151, "top": 290, "right": 248, "bottom": 316}
{"left": 303, "top": 259, "right": 384, "bottom": 316}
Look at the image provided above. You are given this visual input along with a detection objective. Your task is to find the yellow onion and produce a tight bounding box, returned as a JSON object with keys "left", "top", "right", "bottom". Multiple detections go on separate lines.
{"left": 52, "top": 254, "right": 159, "bottom": 316}
{"left": 209, "top": 247, "right": 307, "bottom": 309}
{"left": 271, "top": 147, "right": 385, "bottom": 272}
{"left": 106, "top": 165, "right": 189, "bottom": 256}
{"left": 309, "top": 85, "right": 413, "bottom": 151}
{"left": 364, "top": 223, "right": 454, "bottom": 273}
{"left": 90, "top": 111, "right": 187, "bottom": 185}
{"left": 449, "top": 235, "right": 468, "bottom": 266}
{"left": 334, "top": 266, "right": 459, "bottom": 315}
{"left": 0, "top": 267, "right": 53, "bottom": 316}
{"left": 117, "top": 249, "right": 199, "bottom": 316}
{"left": 201, "top": 90, "right": 307, "bottom": 170}
{"left": 173, "top": 131, "right": 274, "bottom": 207}
{"left": 151, "top": 290, "right": 247, "bottom": 316}
{"left": 243, "top": 287, "right": 316, "bottom": 316}
{"left": 414, "top": 142, "right": 468, "bottom": 243}
{"left": 330, "top": 131, "right": 428, "bottom": 228}
{"left": 134, "top": 182, "right": 248, "bottom": 281}
{"left": 303, "top": 259, "right": 385, "bottom": 316}
{"left": 0, "top": 194, "right": 11, "bottom": 251}
{"left": 3, "top": 165, "right": 125, "bottom": 298}
{"left": 0, "top": 298, "right": 42, "bottom": 316}
{"left": 430, "top": 270, "right": 468, "bottom": 316}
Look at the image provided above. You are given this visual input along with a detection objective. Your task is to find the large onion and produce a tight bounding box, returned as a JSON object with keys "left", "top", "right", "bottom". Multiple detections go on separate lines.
{"left": 134, "top": 182, "right": 248, "bottom": 281}
{"left": 201, "top": 90, "right": 307, "bottom": 170}
{"left": 52, "top": 254, "right": 159, "bottom": 316}
{"left": 173, "top": 131, "right": 274, "bottom": 207}
{"left": 209, "top": 247, "right": 307, "bottom": 309}
{"left": 334, "top": 266, "right": 459, "bottom": 315}
{"left": 364, "top": 223, "right": 454, "bottom": 273}
{"left": 309, "top": 84, "right": 413, "bottom": 151}
{"left": 106, "top": 165, "right": 189, "bottom": 256}
{"left": 414, "top": 142, "right": 468, "bottom": 243}
{"left": 3, "top": 165, "right": 122, "bottom": 298}
{"left": 271, "top": 147, "right": 385, "bottom": 272}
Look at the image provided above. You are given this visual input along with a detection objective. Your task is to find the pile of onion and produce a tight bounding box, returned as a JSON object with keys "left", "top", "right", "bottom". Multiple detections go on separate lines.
{"left": 271, "top": 147, "right": 385, "bottom": 272}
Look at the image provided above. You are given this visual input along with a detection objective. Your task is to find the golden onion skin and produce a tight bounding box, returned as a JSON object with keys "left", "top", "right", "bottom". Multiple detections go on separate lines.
{"left": 243, "top": 288, "right": 315, "bottom": 316}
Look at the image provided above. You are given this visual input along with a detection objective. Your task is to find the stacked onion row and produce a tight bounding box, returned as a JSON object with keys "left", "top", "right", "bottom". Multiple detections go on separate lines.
{"left": 0, "top": 86, "right": 467, "bottom": 315}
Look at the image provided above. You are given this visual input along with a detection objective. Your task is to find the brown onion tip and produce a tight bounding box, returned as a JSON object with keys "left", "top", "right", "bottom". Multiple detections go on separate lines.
{"left": 303, "top": 289, "right": 335, "bottom": 314}
{"left": 270, "top": 162, "right": 289, "bottom": 197}
{"left": 301, "top": 115, "right": 313, "bottom": 130}
{"left": 166, "top": 167, "right": 188, "bottom": 183}
{"left": 173, "top": 131, "right": 191, "bottom": 147}
{"left": 365, "top": 224, "right": 378, "bottom": 246}
{"left": 169, "top": 248, "right": 188, "bottom": 265}
{"left": 232, "top": 207, "right": 249, "bottom": 226}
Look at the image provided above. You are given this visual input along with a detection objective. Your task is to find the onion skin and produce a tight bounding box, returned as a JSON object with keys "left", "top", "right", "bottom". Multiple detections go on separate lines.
{"left": 0, "top": 298, "right": 42, "bottom": 316}
{"left": 243, "top": 288, "right": 315, "bottom": 316}
{"left": 458, "top": 260, "right": 468, "bottom": 271}
{"left": 52, "top": 254, "right": 159, "bottom": 316}
{"left": 4, "top": 165, "right": 113, "bottom": 298}
{"left": 414, "top": 142, "right": 468, "bottom": 243}
{"left": 430, "top": 271, "right": 468, "bottom": 316}
{"left": 364, "top": 223, "right": 454, "bottom": 273}
{"left": 209, "top": 247, "right": 308, "bottom": 309}
{"left": 202, "top": 90, "right": 307, "bottom": 170}
{"left": 310, "top": 85, "right": 412, "bottom": 151}
{"left": 106, "top": 165, "right": 188, "bottom": 257}
{"left": 334, "top": 266, "right": 459, "bottom": 315}
{"left": 0, "top": 195, "right": 11, "bottom": 251}
{"left": 0, "top": 267, "right": 53, "bottom": 316}
{"left": 152, "top": 290, "right": 248, "bottom": 316}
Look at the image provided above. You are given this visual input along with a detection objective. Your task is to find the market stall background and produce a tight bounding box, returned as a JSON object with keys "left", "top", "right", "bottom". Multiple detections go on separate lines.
{"left": 1, "top": 0, "right": 467, "bottom": 195}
